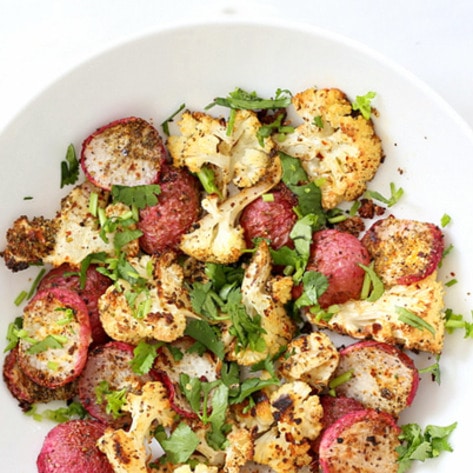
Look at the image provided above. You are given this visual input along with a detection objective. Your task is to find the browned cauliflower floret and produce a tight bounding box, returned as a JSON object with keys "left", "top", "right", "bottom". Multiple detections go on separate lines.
{"left": 278, "top": 331, "right": 339, "bottom": 391}
{"left": 1, "top": 181, "right": 138, "bottom": 271}
{"left": 270, "top": 381, "right": 323, "bottom": 442}
{"left": 99, "top": 252, "right": 198, "bottom": 344}
{"left": 97, "top": 381, "right": 175, "bottom": 473}
{"left": 223, "top": 426, "right": 255, "bottom": 473}
{"left": 309, "top": 272, "right": 445, "bottom": 353}
{"left": 167, "top": 109, "right": 276, "bottom": 195}
{"left": 224, "top": 240, "right": 296, "bottom": 366}
{"left": 278, "top": 87, "right": 383, "bottom": 209}
{"left": 179, "top": 157, "right": 281, "bottom": 264}
{"left": 252, "top": 426, "right": 313, "bottom": 473}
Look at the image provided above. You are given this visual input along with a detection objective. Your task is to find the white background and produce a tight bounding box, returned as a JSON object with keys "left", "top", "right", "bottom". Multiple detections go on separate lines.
{"left": 0, "top": 0, "right": 472, "bottom": 133}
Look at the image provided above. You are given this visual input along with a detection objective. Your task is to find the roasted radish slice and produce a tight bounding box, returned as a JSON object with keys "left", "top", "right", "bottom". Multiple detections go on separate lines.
{"left": 153, "top": 337, "right": 221, "bottom": 418}
{"left": 138, "top": 162, "right": 201, "bottom": 254}
{"left": 17, "top": 287, "right": 91, "bottom": 388}
{"left": 37, "top": 419, "right": 114, "bottom": 473}
{"left": 38, "top": 263, "right": 112, "bottom": 347}
{"left": 333, "top": 340, "right": 419, "bottom": 416}
{"left": 318, "top": 409, "right": 401, "bottom": 473}
{"left": 77, "top": 341, "right": 157, "bottom": 428}
{"left": 3, "top": 346, "right": 77, "bottom": 409}
{"left": 304, "top": 228, "right": 371, "bottom": 308}
{"left": 81, "top": 117, "right": 166, "bottom": 190}
{"left": 312, "top": 395, "right": 365, "bottom": 454}
{"left": 362, "top": 215, "right": 444, "bottom": 287}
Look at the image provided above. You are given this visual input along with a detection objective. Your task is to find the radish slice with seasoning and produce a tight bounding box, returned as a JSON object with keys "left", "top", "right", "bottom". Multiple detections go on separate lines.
{"left": 17, "top": 287, "right": 91, "bottom": 388}
{"left": 81, "top": 116, "right": 166, "bottom": 190}
{"left": 333, "top": 340, "right": 419, "bottom": 416}
{"left": 77, "top": 341, "right": 158, "bottom": 428}
{"left": 37, "top": 419, "right": 114, "bottom": 473}
{"left": 361, "top": 215, "right": 444, "bottom": 287}
{"left": 318, "top": 408, "right": 401, "bottom": 473}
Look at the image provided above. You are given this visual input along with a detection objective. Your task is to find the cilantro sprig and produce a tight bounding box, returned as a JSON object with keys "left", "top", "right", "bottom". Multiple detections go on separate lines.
{"left": 397, "top": 422, "right": 457, "bottom": 473}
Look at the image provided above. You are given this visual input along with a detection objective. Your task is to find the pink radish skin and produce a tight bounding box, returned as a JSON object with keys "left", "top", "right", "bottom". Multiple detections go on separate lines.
{"left": 334, "top": 340, "right": 419, "bottom": 416}
{"left": 362, "top": 216, "right": 444, "bottom": 287}
{"left": 37, "top": 419, "right": 114, "bottom": 473}
{"left": 18, "top": 287, "right": 91, "bottom": 388}
{"left": 38, "top": 263, "right": 112, "bottom": 347}
{"left": 78, "top": 341, "right": 158, "bottom": 428}
{"left": 318, "top": 408, "right": 401, "bottom": 473}
{"left": 81, "top": 116, "right": 166, "bottom": 190}
{"left": 304, "top": 228, "right": 371, "bottom": 308}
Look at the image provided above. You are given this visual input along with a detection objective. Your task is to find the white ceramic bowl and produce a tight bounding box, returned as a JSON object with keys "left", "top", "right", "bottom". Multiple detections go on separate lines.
{"left": 1, "top": 19, "right": 473, "bottom": 472}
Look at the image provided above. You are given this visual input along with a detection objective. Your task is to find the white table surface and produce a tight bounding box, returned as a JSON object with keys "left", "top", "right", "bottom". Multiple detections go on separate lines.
{"left": 1, "top": 0, "right": 472, "bottom": 135}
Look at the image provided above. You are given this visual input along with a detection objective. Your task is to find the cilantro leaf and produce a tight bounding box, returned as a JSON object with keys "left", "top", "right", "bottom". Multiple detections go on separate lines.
{"left": 397, "top": 422, "right": 457, "bottom": 473}
{"left": 131, "top": 340, "right": 162, "bottom": 375}
{"left": 111, "top": 184, "right": 161, "bottom": 209}
{"left": 159, "top": 422, "right": 200, "bottom": 464}
{"left": 352, "top": 91, "right": 376, "bottom": 120}
{"left": 294, "top": 270, "right": 328, "bottom": 309}
{"left": 184, "top": 319, "right": 225, "bottom": 360}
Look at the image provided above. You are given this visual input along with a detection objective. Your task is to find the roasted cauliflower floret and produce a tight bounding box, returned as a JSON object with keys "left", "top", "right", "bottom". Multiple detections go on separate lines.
{"left": 167, "top": 109, "right": 276, "bottom": 194}
{"left": 309, "top": 272, "right": 445, "bottom": 353}
{"left": 97, "top": 381, "right": 175, "bottom": 473}
{"left": 250, "top": 381, "right": 322, "bottom": 472}
{"left": 270, "top": 381, "right": 323, "bottom": 442}
{"left": 224, "top": 240, "right": 296, "bottom": 365}
{"left": 179, "top": 157, "right": 282, "bottom": 264}
{"left": 223, "top": 426, "right": 255, "bottom": 473}
{"left": 253, "top": 426, "right": 313, "bottom": 473}
{"left": 278, "top": 331, "right": 339, "bottom": 391}
{"left": 99, "top": 253, "right": 197, "bottom": 344}
{"left": 278, "top": 87, "right": 383, "bottom": 209}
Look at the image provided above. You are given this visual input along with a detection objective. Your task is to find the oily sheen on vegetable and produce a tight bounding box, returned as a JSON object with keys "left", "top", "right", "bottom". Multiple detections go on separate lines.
{"left": 0, "top": 85, "right": 458, "bottom": 473}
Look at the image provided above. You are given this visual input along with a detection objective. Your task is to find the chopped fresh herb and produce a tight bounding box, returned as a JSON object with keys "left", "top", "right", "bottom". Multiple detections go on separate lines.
{"left": 161, "top": 103, "right": 185, "bottom": 136}
{"left": 207, "top": 87, "right": 292, "bottom": 111}
{"left": 440, "top": 213, "right": 451, "bottom": 228}
{"left": 60, "top": 144, "right": 80, "bottom": 188}
{"left": 359, "top": 262, "right": 385, "bottom": 302}
{"left": 14, "top": 290, "right": 28, "bottom": 307}
{"left": 4, "top": 317, "right": 23, "bottom": 352}
{"left": 184, "top": 319, "right": 225, "bottom": 360}
{"left": 256, "top": 113, "right": 294, "bottom": 146}
{"left": 179, "top": 374, "right": 231, "bottom": 450}
{"left": 312, "top": 115, "right": 324, "bottom": 128}
{"left": 328, "top": 370, "right": 354, "bottom": 395}
{"left": 419, "top": 355, "right": 441, "bottom": 384}
{"left": 294, "top": 271, "right": 329, "bottom": 309}
{"left": 27, "top": 268, "right": 46, "bottom": 299}
{"left": 445, "top": 308, "right": 473, "bottom": 338}
{"left": 445, "top": 278, "right": 457, "bottom": 287}
{"left": 88, "top": 191, "right": 99, "bottom": 216}
{"left": 27, "top": 401, "right": 87, "bottom": 423}
{"left": 111, "top": 184, "right": 161, "bottom": 209}
{"left": 158, "top": 422, "right": 200, "bottom": 464}
{"left": 26, "top": 334, "right": 68, "bottom": 355}
{"left": 95, "top": 381, "right": 127, "bottom": 419}
{"left": 352, "top": 91, "right": 376, "bottom": 120}
{"left": 196, "top": 166, "right": 222, "bottom": 197}
{"left": 397, "top": 422, "right": 457, "bottom": 473}
{"left": 396, "top": 306, "right": 436, "bottom": 335}
{"left": 365, "top": 182, "right": 404, "bottom": 207}
{"left": 131, "top": 340, "right": 162, "bottom": 375}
